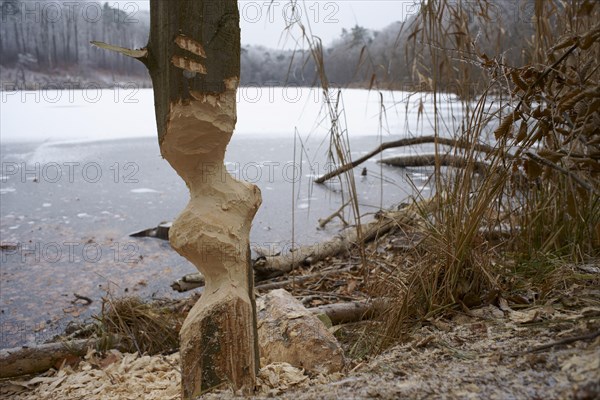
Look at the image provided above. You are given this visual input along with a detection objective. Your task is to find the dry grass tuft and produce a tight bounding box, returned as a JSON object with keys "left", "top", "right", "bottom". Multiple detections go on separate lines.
{"left": 94, "top": 296, "right": 185, "bottom": 355}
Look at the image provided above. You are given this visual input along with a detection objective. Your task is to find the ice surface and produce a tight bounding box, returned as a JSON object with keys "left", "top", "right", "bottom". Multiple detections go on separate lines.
{"left": 1, "top": 88, "right": 458, "bottom": 144}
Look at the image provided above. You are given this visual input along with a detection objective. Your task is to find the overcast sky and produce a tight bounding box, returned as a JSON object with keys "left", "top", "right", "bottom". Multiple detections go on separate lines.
{"left": 129, "top": 1, "right": 416, "bottom": 49}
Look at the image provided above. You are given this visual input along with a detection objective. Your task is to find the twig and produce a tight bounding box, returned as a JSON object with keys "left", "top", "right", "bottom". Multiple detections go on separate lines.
{"left": 318, "top": 200, "right": 352, "bottom": 228}
{"left": 72, "top": 293, "right": 93, "bottom": 305}
{"left": 511, "top": 329, "right": 600, "bottom": 356}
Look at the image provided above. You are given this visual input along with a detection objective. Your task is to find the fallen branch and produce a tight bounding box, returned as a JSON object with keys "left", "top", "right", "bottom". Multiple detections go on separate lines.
{"left": 378, "top": 153, "right": 489, "bottom": 173}
{"left": 314, "top": 135, "right": 499, "bottom": 183}
{"left": 72, "top": 293, "right": 93, "bottom": 305}
{"left": 253, "top": 201, "right": 429, "bottom": 280}
{"left": 170, "top": 273, "right": 205, "bottom": 292}
{"left": 256, "top": 266, "right": 356, "bottom": 291}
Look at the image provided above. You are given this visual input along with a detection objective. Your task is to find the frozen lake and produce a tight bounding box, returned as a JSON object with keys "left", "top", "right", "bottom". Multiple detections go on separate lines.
{"left": 0, "top": 87, "right": 459, "bottom": 348}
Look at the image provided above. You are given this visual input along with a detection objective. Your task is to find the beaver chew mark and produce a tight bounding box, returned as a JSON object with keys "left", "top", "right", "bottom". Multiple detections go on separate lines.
{"left": 175, "top": 35, "right": 207, "bottom": 58}
{"left": 171, "top": 55, "right": 207, "bottom": 74}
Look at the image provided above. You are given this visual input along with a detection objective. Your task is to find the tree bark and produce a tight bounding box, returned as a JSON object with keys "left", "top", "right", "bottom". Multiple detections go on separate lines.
{"left": 96, "top": 1, "right": 259, "bottom": 396}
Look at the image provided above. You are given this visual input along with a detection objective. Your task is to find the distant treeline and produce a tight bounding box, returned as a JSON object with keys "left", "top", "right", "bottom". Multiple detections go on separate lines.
{"left": 0, "top": 0, "right": 535, "bottom": 91}
{"left": 0, "top": 0, "right": 149, "bottom": 77}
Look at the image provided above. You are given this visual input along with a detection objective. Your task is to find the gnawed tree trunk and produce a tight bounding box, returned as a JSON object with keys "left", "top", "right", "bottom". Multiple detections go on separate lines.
{"left": 94, "top": 1, "right": 259, "bottom": 396}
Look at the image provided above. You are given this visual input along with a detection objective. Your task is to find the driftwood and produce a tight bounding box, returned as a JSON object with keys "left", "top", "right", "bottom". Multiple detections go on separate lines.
{"left": 170, "top": 273, "right": 205, "bottom": 292}
{"left": 378, "top": 153, "right": 489, "bottom": 173}
{"left": 253, "top": 202, "right": 428, "bottom": 280}
{"left": 314, "top": 135, "right": 498, "bottom": 183}
{"left": 0, "top": 299, "right": 382, "bottom": 379}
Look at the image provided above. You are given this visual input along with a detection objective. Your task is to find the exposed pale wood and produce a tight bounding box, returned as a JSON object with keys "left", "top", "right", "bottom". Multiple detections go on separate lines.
{"left": 314, "top": 135, "right": 499, "bottom": 183}
{"left": 90, "top": 41, "right": 148, "bottom": 60}
{"left": 257, "top": 290, "right": 346, "bottom": 373}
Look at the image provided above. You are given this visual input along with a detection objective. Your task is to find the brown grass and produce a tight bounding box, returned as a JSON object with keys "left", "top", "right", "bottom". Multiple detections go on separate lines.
{"left": 93, "top": 296, "right": 186, "bottom": 355}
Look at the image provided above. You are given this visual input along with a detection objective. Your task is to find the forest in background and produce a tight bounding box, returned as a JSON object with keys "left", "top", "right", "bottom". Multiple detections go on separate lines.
{"left": 1, "top": 0, "right": 536, "bottom": 92}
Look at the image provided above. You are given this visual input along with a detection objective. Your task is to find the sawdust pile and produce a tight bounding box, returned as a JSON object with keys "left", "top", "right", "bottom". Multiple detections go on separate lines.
{"left": 1, "top": 349, "right": 335, "bottom": 400}
{"left": 2, "top": 349, "right": 181, "bottom": 400}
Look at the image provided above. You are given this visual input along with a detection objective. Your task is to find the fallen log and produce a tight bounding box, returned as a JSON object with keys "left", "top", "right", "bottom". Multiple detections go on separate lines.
{"left": 378, "top": 153, "right": 489, "bottom": 173}
{"left": 314, "top": 135, "right": 499, "bottom": 183}
{"left": 0, "top": 337, "right": 124, "bottom": 379}
{"left": 253, "top": 202, "right": 429, "bottom": 280}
